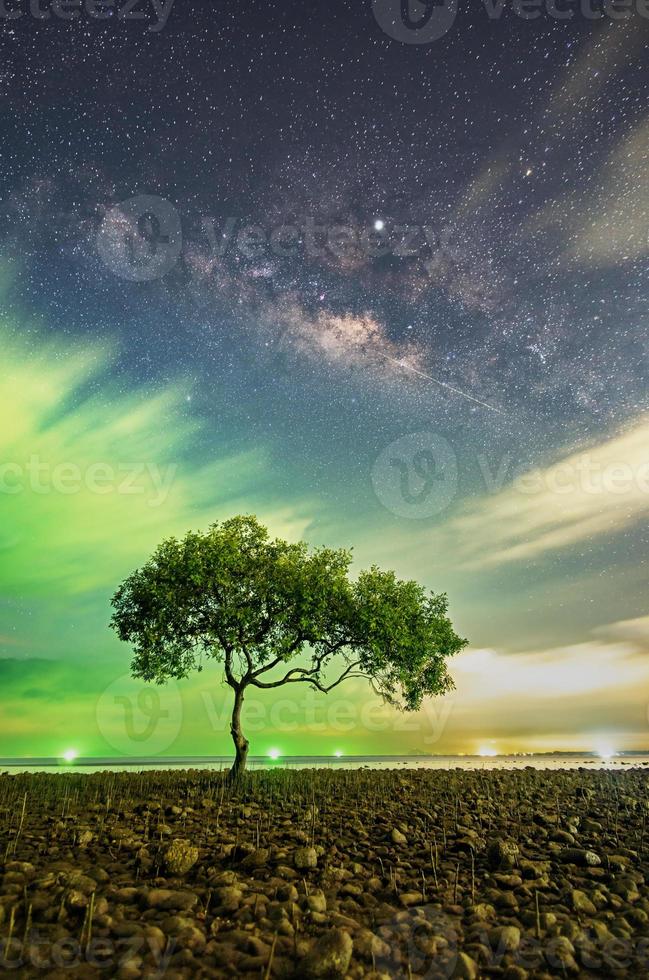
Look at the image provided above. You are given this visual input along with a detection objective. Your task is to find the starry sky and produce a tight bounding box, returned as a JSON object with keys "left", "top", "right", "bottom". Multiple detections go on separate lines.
{"left": 1, "top": 2, "right": 648, "bottom": 759}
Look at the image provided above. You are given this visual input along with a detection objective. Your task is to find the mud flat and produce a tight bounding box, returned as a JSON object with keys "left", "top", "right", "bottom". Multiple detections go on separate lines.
{"left": 1, "top": 767, "right": 648, "bottom": 978}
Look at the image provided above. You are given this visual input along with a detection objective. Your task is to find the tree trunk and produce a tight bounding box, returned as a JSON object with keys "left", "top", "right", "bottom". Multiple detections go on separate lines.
{"left": 228, "top": 686, "right": 249, "bottom": 781}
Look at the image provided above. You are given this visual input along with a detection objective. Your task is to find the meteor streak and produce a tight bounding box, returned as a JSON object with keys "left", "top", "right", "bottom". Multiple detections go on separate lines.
{"left": 378, "top": 353, "right": 505, "bottom": 415}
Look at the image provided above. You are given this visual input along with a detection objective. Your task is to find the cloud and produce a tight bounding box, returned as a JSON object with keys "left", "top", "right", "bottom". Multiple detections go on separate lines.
{"left": 547, "top": 27, "right": 645, "bottom": 123}
{"left": 0, "top": 315, "right": 314, "bottom": 597}
{"left": 422, "top": 613, "right": 649, "bottom": 752}
{"left": 563, "top": 115, "right": 649, "bottom": 267}
{"left": 443, "top": 415, "right": 649, "bottom": 568}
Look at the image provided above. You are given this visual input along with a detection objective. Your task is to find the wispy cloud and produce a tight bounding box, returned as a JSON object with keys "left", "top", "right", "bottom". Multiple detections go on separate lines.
{"left": 436, "top": 613, "right": 649, "bottom": 752}
{"left": 0, "top": 317, "right": 313, "bottom": 597}
{"left": 443, "top": 416, "right": 649, "bottom": 568}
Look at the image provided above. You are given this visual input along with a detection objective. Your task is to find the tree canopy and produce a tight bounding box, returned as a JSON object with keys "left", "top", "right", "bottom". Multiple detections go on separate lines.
{"left": 110, "top": 515, "right": 466, "bottom": 776}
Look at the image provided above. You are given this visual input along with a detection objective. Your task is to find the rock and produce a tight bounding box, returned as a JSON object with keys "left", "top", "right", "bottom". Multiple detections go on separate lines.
{"left": 306, "top": 891, "right": 327, "bottom": 913}
{"left": 545, "top": 935, "right": 578, "bottom": 973}
{"left": 561, "top": 848, "right": 601, "bottom": 867}
{"left": 469, "top": 902, "right": 495, "bottom": 921}
{"left": 494, "top": 873, "right": 522, "bottom": 889}
{"left": 214, "top": 886, "right": 243, "bottom": 912}
{"left": 354, "top": 928, "right": 391, "bottom": 960}
{"left": 146, "top": 889, "right": 198, "bottom": 911}
{"left": 488, "top": 925, "right": 521, "bottom": 952}
{"left": 452, "top": 951, "right": 479, "bottom": 978}
{"left": 240, "top": 848, "right": 270, "bottom": 869}
{"left": 294, "top": 846, "right": 318, "bottom": 869}
{"left": 570, "top": 889, "right": 597, "bottom": 916}
{"left": 113, "top": 887, "right": 139, "bottom": 904}
{"left": 164, "top": 839, "right": 199, "bottom": 876}
{"left": 487, "top": 839, "right": 520, "bottom": 870}
{"left": 391, "top": 828, "right": 407, "bottom": 845}
{"left": 301, "top": 927, "right": 353, "bottom": 978}
{"left": 399, "top": 891, "right": 423, "bottom": 907}
{"left": 65, "top": 871, "right": 97, "bottom": 895}
{"left": 276, "top": 882, "right": 299, "bottom": 902}
{"left": 503, "top": 967, "right": 528, "bottom": 980}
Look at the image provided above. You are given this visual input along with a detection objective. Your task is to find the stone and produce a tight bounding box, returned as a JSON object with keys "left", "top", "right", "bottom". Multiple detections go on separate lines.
{"left": 399, "top": 891, "right": 423, "bottom": 907}
{"left": 164, "top": 839, "right": 199, "bottom": 876}
{"left": 146, "top": 889, "right": 198, "bottom": 911}
{"left": 294, "top": 846, "right": 318, "bottom": 870}
{"left": 354, "top": 928, "right": 391, "bottom": 960}
{"left": 240, "top": 848, "right": 270, "bottom": 869}
{"left": 301, "top": 927, "right": 353, "bottom": 978}
{"left": 214, "top": 886, "right": 244, "bottom": 912}
{"left": 561, "top": 848, "right": 601, "bottom": 867}
{"left": 570, "top": 889, "right": 597, "bottom": 916}
{"left": 487, "top": 839, "right": 520, "bottom": 870}
{"left": 306, "top": 892, "right": 327, "bottom": 913}
{"left": 452, "top": 951, "right": 479, "bottom": 978}
{"left": 391, "top": 828, "right": 407, "bottom": 845}
{"left": 488, "top": 925, "right": 521, "bottom": 952}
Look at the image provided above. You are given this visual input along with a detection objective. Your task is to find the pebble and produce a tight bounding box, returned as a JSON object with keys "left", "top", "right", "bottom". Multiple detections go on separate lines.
{"left": 301, "top": 927, "right": 353, "bottom": 978}
{"left": 164, "top": 838, "right": 199, "bottom": 876}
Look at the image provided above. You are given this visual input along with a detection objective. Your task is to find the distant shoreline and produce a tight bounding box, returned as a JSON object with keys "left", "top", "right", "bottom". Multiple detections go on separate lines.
{"left": 2, "top": 751, "right": 649, "bottom": 773}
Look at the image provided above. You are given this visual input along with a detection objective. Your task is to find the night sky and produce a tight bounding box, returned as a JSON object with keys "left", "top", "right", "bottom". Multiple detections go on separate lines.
{"left": 1, "top": 2, "right": 648, "bottom": 758}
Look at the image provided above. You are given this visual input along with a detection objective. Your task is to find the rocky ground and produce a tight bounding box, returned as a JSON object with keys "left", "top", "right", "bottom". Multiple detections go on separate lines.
{"left": 1, "top": 766, "right": 648, "bottom": 978}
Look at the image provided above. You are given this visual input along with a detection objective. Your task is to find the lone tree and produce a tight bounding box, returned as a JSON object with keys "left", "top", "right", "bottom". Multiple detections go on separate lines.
{"left": 110, "top": 515, "right": 466, "bottom": 779}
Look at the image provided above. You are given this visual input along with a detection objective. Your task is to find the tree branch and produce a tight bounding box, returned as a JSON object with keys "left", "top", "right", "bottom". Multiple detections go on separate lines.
{"left": 251, "top": 660, "right": 365, "bottom": 692}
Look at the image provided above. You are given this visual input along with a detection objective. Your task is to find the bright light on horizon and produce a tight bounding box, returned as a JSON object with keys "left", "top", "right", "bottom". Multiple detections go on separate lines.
{"left": 62, "top": 749, "right": 78, "bottom": 762}
{"left": 478, "top": 746, "right": 498, "bottom": 757}
{"left": 268, "top": 748, "right": 281, "bottom": 760}
{"left": 334, "top": 750, "right": 343, "bottom": 758}
{"left": 596, "top": 743, "right": 616, "bottom": 759}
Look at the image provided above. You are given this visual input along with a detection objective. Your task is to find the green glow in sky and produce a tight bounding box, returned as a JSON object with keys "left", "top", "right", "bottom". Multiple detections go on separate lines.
{"left": 2, "top": 305, "right": 648, "bottom": 759}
